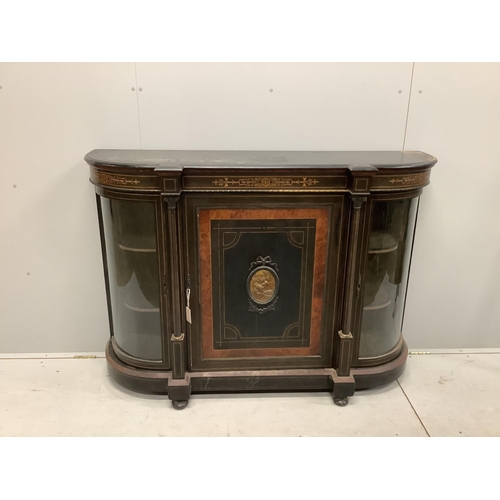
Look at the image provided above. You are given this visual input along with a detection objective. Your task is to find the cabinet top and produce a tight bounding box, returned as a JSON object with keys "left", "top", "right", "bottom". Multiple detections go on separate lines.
{"left": 85, "top": 150, "right": 437, "bottom": 170}
{"left": 85, "top": 150, "right": 437, "bottom": 194}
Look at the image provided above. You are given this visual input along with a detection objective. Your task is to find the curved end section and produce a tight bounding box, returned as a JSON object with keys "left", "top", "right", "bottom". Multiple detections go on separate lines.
{"left": 352, "top": 340, "right": 408, "bottom": 390}
{"left": 106, "top": 340, "right": 169, "bottom": 394}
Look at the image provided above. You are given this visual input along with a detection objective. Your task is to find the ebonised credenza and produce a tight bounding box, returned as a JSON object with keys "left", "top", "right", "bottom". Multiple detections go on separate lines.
{"left": 85, "top": 150, "right": 437, "bottom": 409}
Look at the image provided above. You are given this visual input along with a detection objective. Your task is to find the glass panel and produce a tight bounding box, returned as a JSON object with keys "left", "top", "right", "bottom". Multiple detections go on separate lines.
{"left": 100, "top": 196, "right": 162, "bottom": 361}
{"left": 359, "top": 197, "right": 418, "bottom": 358}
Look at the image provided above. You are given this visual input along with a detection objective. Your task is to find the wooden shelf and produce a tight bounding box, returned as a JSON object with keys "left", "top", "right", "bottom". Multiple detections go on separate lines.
{"left": 363, "top": 284, "right": 392, "bottom": 311}
{"left": 364, "top": 298, "right": 392, "bottom": 311}
{"left": 368, "top": 231, "right": 398, "bottom": 254}
{"left": 121, "top": 274, "right": 160, "bottom": 312}
{"left": 124, "top": 302, "right": 160, "bottom": 313}
{"left": 118, "top": 243, "right": 156, "bottom": 253}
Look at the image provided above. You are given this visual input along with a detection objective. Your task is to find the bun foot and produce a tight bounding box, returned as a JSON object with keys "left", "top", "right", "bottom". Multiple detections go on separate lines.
{"left": 333, "top": 397, "right": 349, "bottom": 407}
{"left": 172, "top": 400, "right": 189, "bottom": 410}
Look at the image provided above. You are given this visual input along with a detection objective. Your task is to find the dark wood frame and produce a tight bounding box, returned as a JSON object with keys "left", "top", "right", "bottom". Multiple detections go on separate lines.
{"left": 86, "top": 150, "right": 437, "bottom": 408}
{"left": 183, "top": 193, "right": 348, "bottom": 371}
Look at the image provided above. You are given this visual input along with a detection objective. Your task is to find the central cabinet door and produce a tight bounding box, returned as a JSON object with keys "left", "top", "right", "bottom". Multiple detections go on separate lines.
{"left": 184, "top": 194, "right": 347, "bottom": 371}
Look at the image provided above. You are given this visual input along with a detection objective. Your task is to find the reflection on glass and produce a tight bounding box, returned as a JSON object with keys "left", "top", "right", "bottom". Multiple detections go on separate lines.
{"left": 359, "top": 197, "right": 418, "bottom": 358}
{"left": 100, "top": 197, "right": 162, "bottom": 361}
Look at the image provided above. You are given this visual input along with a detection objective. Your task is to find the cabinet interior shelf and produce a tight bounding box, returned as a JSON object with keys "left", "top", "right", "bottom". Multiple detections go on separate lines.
{"left": 124, "top": 302, "right": 160, "bottom": 313}
{"left": 118, "top": 243, "right": 156, "bottom": 253}
{"left": 368, "top": 232, "right": 398, "bottom": 254}
{"left": 363, "top": 282, "right": 392, "bottom": 311}
{"left": 363, "top": 298, "right": 392, "bottom": 311}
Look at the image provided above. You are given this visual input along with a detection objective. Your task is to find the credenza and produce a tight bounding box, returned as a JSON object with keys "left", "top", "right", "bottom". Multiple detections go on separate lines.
{"left": 85, "top": 150, "right": 437, "bottom": 409}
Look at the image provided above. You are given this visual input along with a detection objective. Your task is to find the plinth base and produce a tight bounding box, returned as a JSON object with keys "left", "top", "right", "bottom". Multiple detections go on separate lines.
{"left": 105, "top": 339, "right": 408, "bottom": 402}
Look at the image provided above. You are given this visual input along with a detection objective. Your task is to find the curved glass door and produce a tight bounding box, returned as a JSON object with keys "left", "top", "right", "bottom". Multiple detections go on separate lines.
{"left": 99, "top": 196, "right": 162, "bottom": 361}
{"left": 359, "top": 196, "right": 419, "bottom": 359}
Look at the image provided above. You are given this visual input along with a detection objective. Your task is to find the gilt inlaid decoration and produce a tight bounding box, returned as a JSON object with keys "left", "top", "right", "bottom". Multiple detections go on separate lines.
{"left": 212, "top": 177, "right": 320, "bottom": 188}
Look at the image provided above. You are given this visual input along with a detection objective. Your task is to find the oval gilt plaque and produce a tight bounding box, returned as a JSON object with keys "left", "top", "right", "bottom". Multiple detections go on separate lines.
{"left": 248, "top": 268, "right": 278, "bottom": 305}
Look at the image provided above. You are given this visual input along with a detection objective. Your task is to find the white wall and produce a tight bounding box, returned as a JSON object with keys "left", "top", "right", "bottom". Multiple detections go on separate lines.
{"left": 403, "top": 63, "right": 500, "bottom": 349}
{"left": 0, "top": 63, "right": 140, "bottom": 353}
{"left": 136, "top": 62, "right": 412, "bottom": 150}
{"left": 1, "top": 62, "right": 498, "bottom": 353}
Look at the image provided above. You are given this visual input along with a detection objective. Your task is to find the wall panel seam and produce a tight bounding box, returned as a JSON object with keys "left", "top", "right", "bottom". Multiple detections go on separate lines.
{"left": 134, "top": 62, "right": 143, "bottom": 148}
{"left": 402, "top": 62, "right": 415, "bottom": 150}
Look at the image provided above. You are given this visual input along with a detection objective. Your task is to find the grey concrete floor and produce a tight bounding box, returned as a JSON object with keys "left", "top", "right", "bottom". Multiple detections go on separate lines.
{"left": 0, "top": 352, "right": 499, "bottom": 436}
